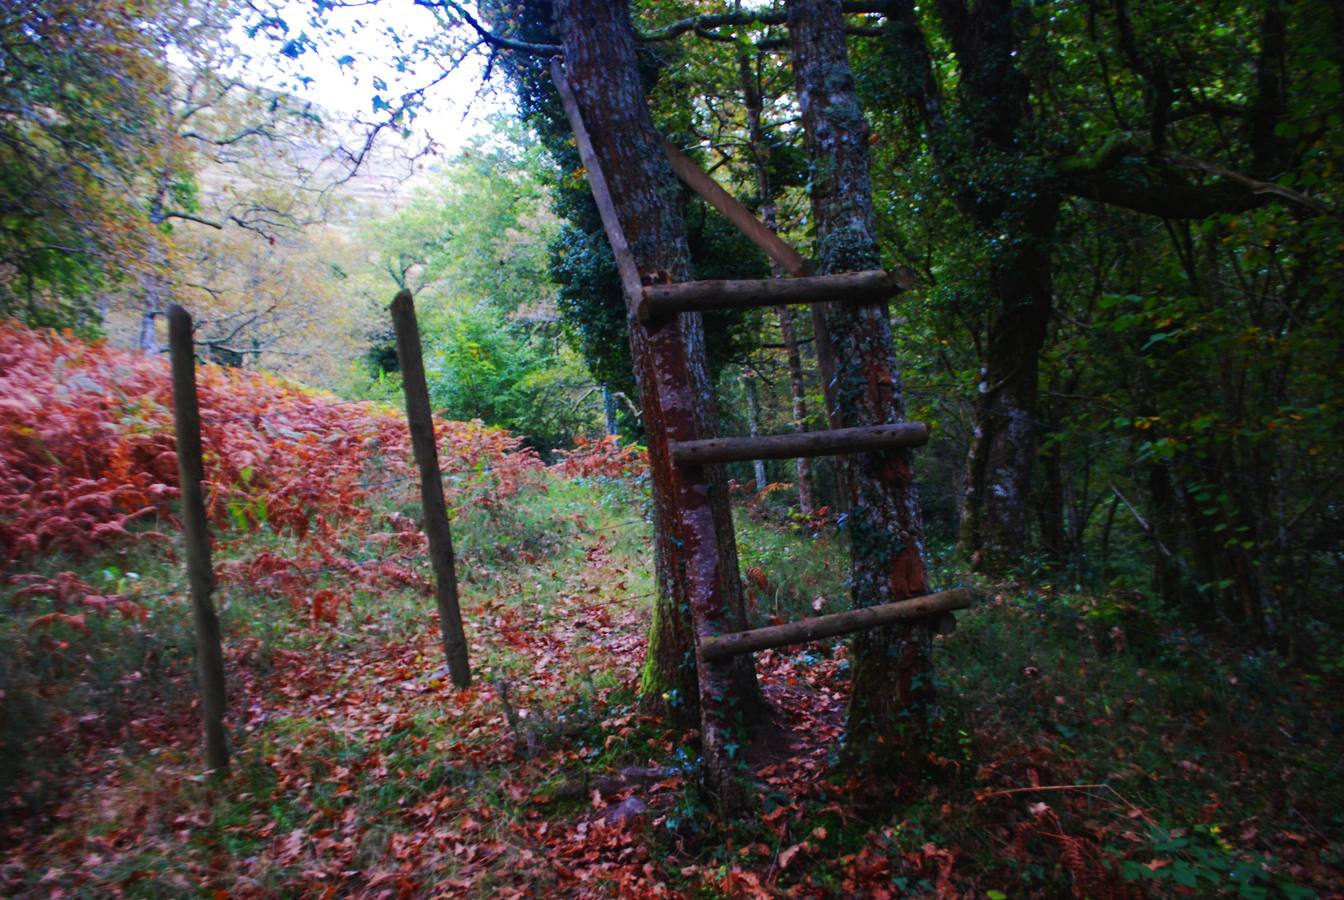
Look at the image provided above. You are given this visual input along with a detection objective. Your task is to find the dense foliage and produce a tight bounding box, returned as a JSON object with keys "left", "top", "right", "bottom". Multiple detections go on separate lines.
{"left": 492, "top": 0, "right": 770, "bottom": 425}
{"left": 560, "top": 0, "right": 1342, "bottom": 663}
{"left": 0, "top": 0, "right": 171, "bottom": 325}
{"left": 1, "top": 0, "right": 1341, "bottom": 893}
{"left": 853, "top": 0, "right": 1343, "bottom": 652}
{"left": 352, "top": 131, "right": 604, "bottom": 453}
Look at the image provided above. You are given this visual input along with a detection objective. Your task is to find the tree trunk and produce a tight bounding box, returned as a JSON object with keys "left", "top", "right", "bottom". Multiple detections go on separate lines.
{"left": 680, "top": 314, "right": 767, "bottom": 728}
{"left": 551, "top": 0, "right": 763, "bottom": 741}
{"left": 957, "top": 227, "right": 1056, "bottom": 571}
{"left": 788, "top": 0, "right": 935, "bottom": 764}
{"left": 738, "top": 48, "right": 817, "bottom": 514}
{"left": 140, "top": 198, "right": 174, "bottom": 355}
{"left": 882, "top": 0, "right": 1060, "bottom": 574}
{"left": 139, "top": 257, "right": 169, "bottom": 353}
{"left": 601, "top": 385, "right": 619, "bottom": 435}
{"left": 1036, "top": 427, "right": 1067, "bottom": 571}
{"left": 742, "top": 368, "right": 768, "bottom": 490}
{"left": 139, "top": 301, "right": 161, "bottom": 354}
{"left": 1099, "top": 493, "right": 1120, "bottom": 583}
{"left": 1147, "top": 462, "right": 1186, "bottom": 609}
{"left": 778, "top": 307, "right": 817, "bottom": 515}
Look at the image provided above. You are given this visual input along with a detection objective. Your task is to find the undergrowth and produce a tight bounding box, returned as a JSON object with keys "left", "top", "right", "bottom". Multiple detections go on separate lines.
{"left": 2, "top": 324, "right": 1339, "bottom": 896}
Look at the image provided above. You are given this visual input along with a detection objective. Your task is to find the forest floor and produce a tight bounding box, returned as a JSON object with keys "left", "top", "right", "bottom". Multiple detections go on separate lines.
{"left": 2, "top": 323, "right": 1341, "bottom": 898}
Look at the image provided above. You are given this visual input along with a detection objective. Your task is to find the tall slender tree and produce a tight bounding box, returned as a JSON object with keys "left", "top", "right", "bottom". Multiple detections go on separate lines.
{"left": 735, "top": 46, "right": 819, "bottom": 515}
{"left": 788, "top": 0, "right": 936, "bottom": 760}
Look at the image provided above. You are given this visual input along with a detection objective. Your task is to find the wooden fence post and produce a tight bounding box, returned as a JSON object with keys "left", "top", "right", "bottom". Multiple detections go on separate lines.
{"left": 389, "top": 289, "right": 472, "bottom": 688}
{"left": 167, "top": 304, "right": 229, "bottom": 773}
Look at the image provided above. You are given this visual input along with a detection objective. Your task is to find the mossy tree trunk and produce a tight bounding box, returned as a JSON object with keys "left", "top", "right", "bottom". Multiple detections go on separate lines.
{"left": 551, "top": 0, "right": 763, "bottom": 740}
{"left": 788, "top": 0, "right": 936, "bottom": 764}
{"left": 958, "top": 220, "right": 1056, "bottom": 572}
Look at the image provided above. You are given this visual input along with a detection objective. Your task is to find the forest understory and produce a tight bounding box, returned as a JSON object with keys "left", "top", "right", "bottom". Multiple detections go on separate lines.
{"left": 4, "top": 0, "right": 1343, "bottom": 894}
{"left": 2, "top": 324, "right": 1339, "bottom": 898}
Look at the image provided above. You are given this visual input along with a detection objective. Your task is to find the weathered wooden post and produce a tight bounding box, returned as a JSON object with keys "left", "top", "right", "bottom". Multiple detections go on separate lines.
{"left": 389, "top": 289, "right": 471, "bottom": 688}
{"left": 167, "top": 304, "right": 229, "bottom": 773}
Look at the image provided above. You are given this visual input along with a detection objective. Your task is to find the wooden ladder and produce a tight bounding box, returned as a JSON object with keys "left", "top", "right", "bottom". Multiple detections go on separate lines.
{"left": 552, "top": 60, "right": 972, "bottom": 808}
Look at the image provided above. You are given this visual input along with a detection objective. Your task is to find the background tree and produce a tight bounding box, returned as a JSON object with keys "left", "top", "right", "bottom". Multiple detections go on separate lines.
{"left": 353, "top": 129, "right": 603, "bottom": 453}
{"left": 0, "top": 0, "right": 366, "bottom": 371}
{"left": 129, "top": 0, "right": 349, "bottom": 356}
{"left": 0, "top": 0, "right": 172, "bottom": 328}
{"left": 486, "top": 0, "right": 771, "bottom": 725}
{"left": 865, "top": 0, "right": 1063, "bottom": 574}
{"left": 858, "top": 0, "right": 1341, "bottom": 644}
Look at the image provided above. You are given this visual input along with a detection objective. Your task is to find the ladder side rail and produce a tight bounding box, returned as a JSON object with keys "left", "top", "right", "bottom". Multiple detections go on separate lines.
{"left": 662, "top": 139, "right": 810, "bottom": 278}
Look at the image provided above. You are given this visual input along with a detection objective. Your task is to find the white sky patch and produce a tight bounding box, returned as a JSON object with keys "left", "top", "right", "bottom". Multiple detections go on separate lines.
{"left": 229, "top": 0, "right": 508, "bottom": 155}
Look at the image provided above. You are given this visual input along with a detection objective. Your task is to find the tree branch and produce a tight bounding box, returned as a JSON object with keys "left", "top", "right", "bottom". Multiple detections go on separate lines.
{"left": 1063, "top": 153, "right": 1339, "bottom": 220}
{"left": 162, "top": 211, "right": 226, "bottom": 230}
{"left": 639, "top": 2, "right": 887, "bottom": 42}
{"left": 413, "top": 0, "right": 560, "bottom": 54}
{"left": 1172, "top": 156, "right": 1341, "bottom": 222}
{"left": 180, "top": 124, "right": 277, "bottom": 147}
{"left": 1111, "top": 485, "right": 1202, "bottom": 587}
{"left": 411, "top": 0, "right": 887, "bottom": 56}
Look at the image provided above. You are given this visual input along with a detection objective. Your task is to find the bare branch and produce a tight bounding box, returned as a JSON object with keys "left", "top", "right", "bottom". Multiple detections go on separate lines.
{"left": 160, "top": 211, "right": 225, "bottom": 230}
{"left": 407, "top": 0, "right": 886, "bottom": 56}
{"left": 180, "top": 124, "right": 277, "bottom": 147}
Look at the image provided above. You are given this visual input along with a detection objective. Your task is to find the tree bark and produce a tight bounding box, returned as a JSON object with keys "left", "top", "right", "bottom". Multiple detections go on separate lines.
{"left": 601, "top": 386, "right": 619, "bottom": 435}
{"left": 742, "top": 369, "right": 768, "bottom": 490}
{"left": 883, "top": 0, "right": 1061, "bottom": 573}
{"left": 958, "top": 223, "right": 1057, "bottom": 570}
{"left": 551, "top": 0, "right": 763, "bottom": 769}
{"left": 140, "top": 201, "right": 174, "bottom": 355}
{"left": 139, "top": 301, "right": 161, "bottom": 354}
{"left": 788, "top": 0, "right": 936, "bottom": 764}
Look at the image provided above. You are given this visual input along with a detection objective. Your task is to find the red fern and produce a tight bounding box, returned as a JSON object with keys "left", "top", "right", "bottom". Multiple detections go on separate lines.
{"left": 1, "top": 321, "right": 542, "bottom": 629}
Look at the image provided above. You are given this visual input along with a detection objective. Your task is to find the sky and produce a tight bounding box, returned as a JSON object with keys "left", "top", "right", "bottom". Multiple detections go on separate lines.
{"left": 236, "top": 0, "right": 508, "bottom": 156}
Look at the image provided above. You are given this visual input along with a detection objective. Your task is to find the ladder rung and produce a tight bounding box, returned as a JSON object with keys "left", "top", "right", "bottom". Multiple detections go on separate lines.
{"left": 670, "top": 422, "right": 928, "bottom": 466}
{"left": 700, "top": 589, "right": 973, "bottom": 662}
{"left": 637, "top": 268, "right": 913, "bottom": 322}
